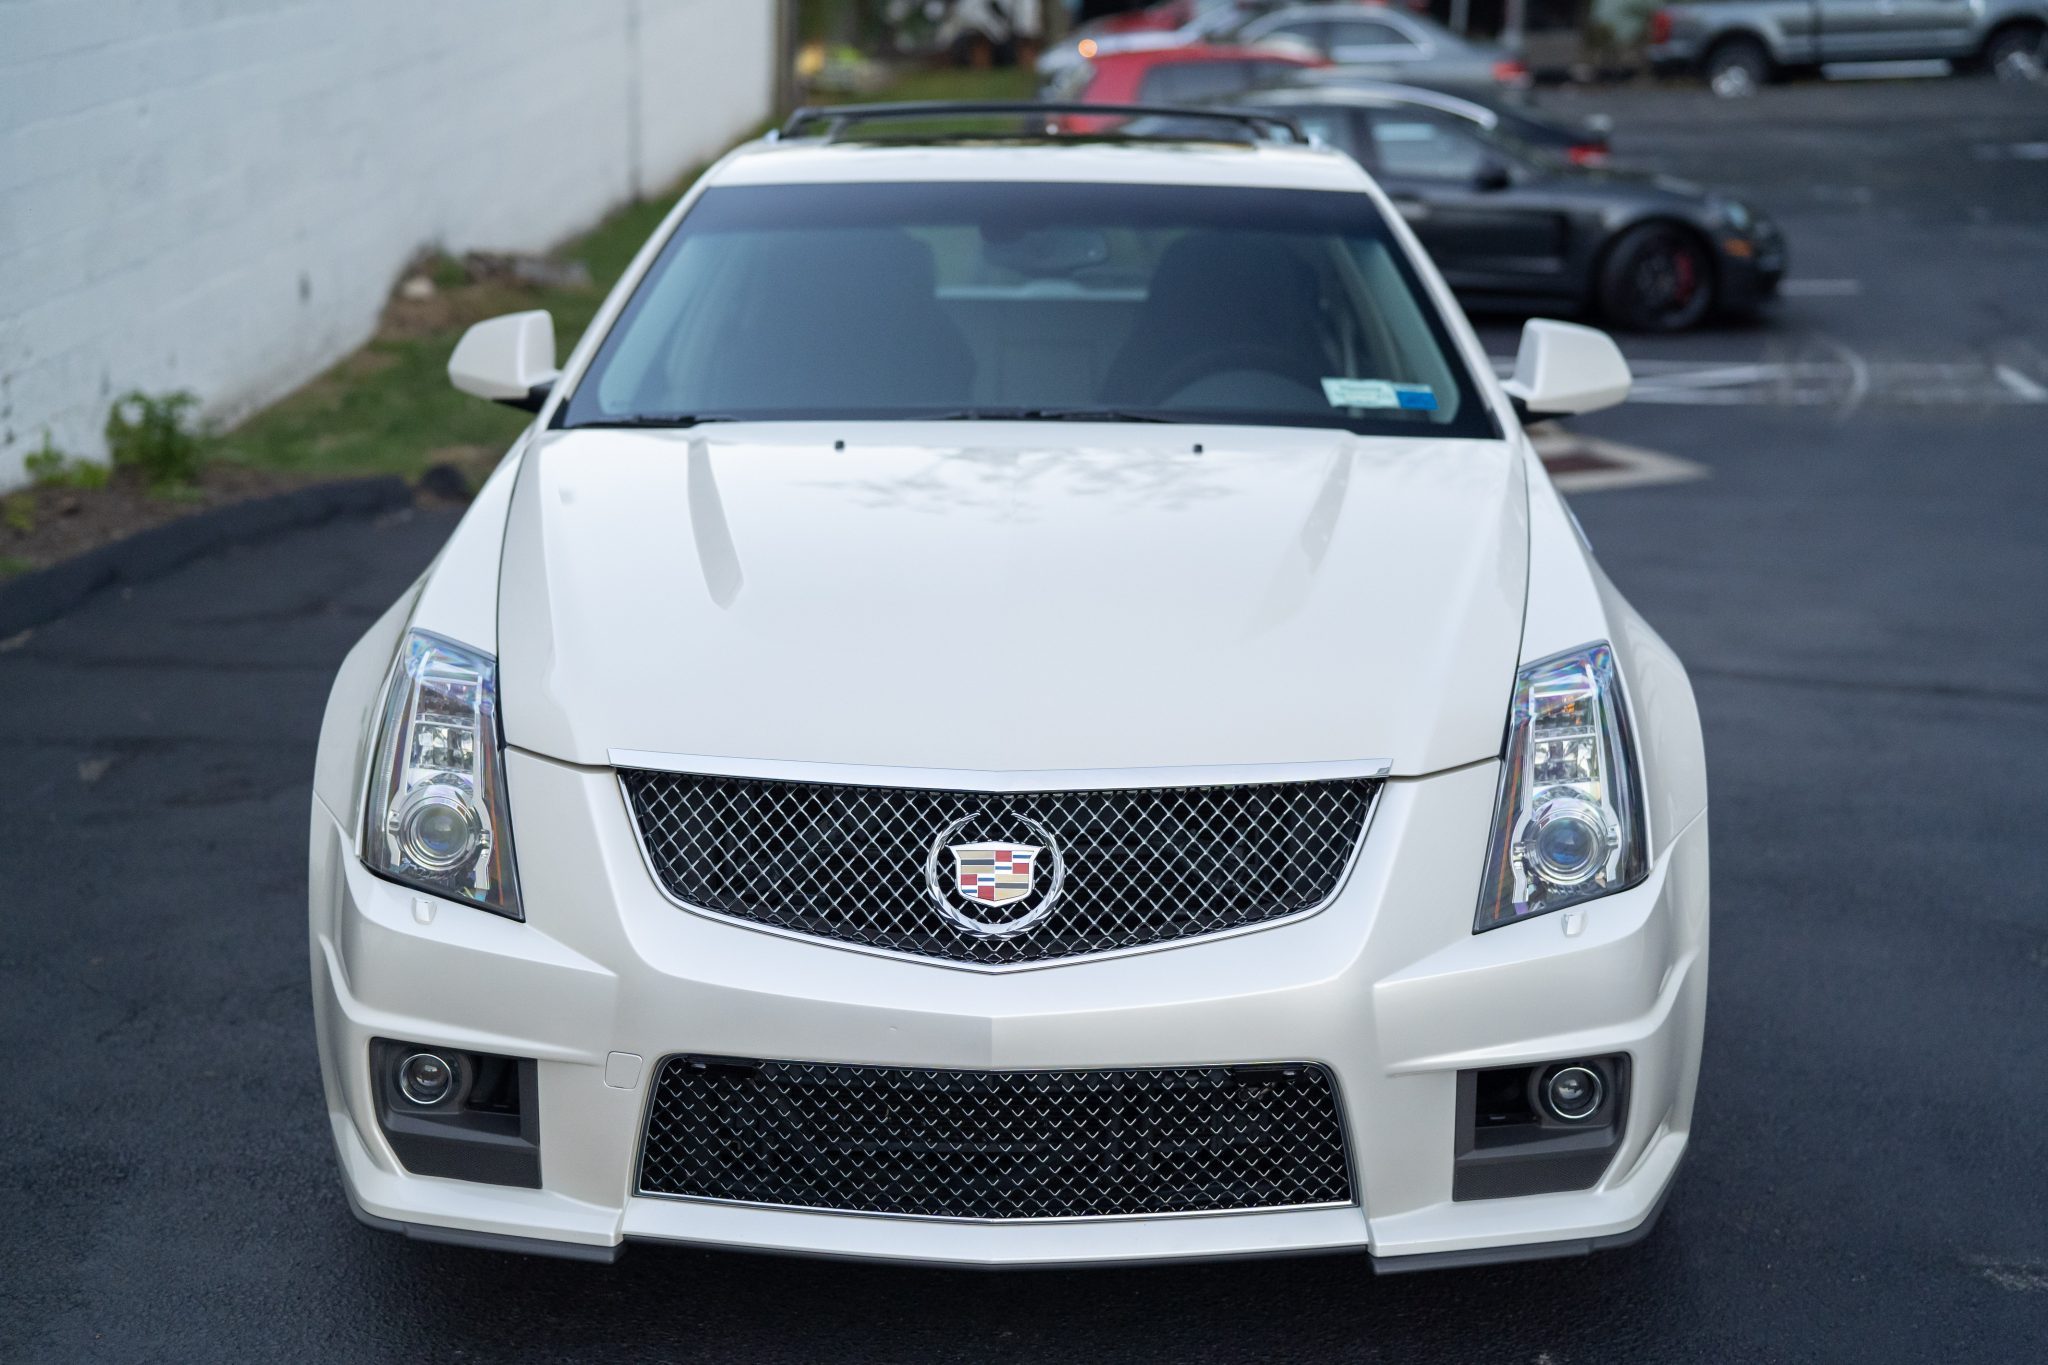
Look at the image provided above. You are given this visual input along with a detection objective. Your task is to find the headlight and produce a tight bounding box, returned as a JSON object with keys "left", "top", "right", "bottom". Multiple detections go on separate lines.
{"left": 362, "top": 630, "right": 522, "bottom": 919}
{"left": 1474, "top": 642, "right": 1646, "bottom": 932}
{"left": 1713, "top": 198, "right": 1753, "bottom": 232}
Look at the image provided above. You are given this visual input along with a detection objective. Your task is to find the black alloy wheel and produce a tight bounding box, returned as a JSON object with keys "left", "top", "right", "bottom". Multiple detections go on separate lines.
{"left": 1704, "top": 37, "right": 1771, "bottom": 98}
{"left": 1599, "top": 223, "right": 1716, "bottom": 333}
{"left": 1985, "top": 24, "right": 2047, "bottom": 83}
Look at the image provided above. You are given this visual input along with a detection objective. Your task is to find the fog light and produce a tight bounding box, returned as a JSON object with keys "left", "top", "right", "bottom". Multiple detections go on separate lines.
{"left": 398, "top": 1051, "right": 457, "bottom": 1106}
{"left": 1544, "top": 1065, "right": 1603, "bottom": 1121}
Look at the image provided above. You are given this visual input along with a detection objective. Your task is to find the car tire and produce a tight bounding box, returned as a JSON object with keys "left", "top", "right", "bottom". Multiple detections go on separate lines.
{"left": 1703, "top": 37, "right": 1771, "bottom": 98}
{"left": 1598, "top": 223, "right": 1716, "bottom": 333}
{"left": 1984, "top": 23, "right": 2047, "bottom": 82}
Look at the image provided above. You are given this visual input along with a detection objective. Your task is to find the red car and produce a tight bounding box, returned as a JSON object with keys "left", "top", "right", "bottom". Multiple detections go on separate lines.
{"left": 1062, "top": 44, "right": 1328, "bottom": 113}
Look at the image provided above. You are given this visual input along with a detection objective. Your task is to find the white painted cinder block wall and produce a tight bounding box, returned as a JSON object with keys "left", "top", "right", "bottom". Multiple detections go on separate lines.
{"left": 0, "top": 0, "right": 778, "bottom": 488}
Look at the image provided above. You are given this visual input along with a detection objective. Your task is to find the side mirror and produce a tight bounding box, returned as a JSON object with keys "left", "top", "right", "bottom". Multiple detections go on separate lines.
{"left": 1473, "top": 159, "right": 1512, "bottom": 192}
{"left": 448, "top": 310, "right": 558, "bottom": 412}
{"left": 1501, "top": 319, "right": 1631, "bottom": 421}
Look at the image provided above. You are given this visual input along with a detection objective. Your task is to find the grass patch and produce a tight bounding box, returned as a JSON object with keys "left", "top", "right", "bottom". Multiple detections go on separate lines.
{"left": 838, "top": 65, "right": 1038, "bottom": 104}
{"left": 208, "top": 62, "right": 1037, "bottom": 483}
{"left": 107, "top": 391, "right": 204, "bottom": 487}
{"left": 210, "top": 242, "right": 662, "bottom": 480}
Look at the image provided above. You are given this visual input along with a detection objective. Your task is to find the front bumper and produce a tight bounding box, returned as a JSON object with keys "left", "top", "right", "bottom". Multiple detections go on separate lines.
{"left": 310, "top": 752, "right": 1708, "bottom": 1268}
{"left": 1715, "top": 223, "right": 1787, "bottom": 315}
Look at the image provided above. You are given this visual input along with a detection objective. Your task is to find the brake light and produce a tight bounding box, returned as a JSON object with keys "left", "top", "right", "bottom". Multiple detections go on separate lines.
{"left": 1567, "top": 143, "right": 1610, "bottom": 167}
{"left": 1648, "top": 10, "right": 1674, "bottom": 43}
{"left": 1492, "top": 58, "right": 1530, "bottom": 87}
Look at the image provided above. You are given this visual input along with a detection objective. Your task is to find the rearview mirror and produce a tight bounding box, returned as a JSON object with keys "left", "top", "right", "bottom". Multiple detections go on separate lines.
{"left": 448, "top": 310, "right": 559, "bottom": 412}
{"left": 1473, "top": 159, "right": 1512, "bottom": 192}
{"left": 1501, "top": 319, "right": 1631, "bottom": 421}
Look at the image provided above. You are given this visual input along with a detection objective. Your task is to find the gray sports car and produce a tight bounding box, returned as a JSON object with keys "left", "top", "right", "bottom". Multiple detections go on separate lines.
{"left": 1223, "top": 82, "right": 1786, "bottom": 331}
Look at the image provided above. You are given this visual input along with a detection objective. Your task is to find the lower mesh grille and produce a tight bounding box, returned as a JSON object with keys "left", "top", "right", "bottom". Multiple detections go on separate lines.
{"left": 637, "top": 1056, "right": 1353, "bottom": 1219}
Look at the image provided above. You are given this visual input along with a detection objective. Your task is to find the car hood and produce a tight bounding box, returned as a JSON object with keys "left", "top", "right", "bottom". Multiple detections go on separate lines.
{"left": 497, "top": 424, "right": 1528, "bottom": 778}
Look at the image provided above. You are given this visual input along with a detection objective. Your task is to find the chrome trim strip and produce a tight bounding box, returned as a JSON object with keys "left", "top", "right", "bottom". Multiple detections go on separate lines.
{"left": 629, "top": 1191, "right": 1358, "bottom": 1226}
{"left": 614, "top": 776, "right": 1383, "bottom": 975}
{"left": 606, "top": 749, "right": 1393, "bottom": 793}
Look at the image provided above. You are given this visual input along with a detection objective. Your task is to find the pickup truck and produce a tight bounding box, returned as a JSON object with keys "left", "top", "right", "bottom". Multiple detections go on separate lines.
{"left": 1646, "top": 0, "right": 2048, "bottom": 94}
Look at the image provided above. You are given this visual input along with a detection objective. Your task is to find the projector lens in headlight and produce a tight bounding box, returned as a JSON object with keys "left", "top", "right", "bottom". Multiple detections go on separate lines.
{"left": 393, "top": 784, "right": 483, "bottom": 872}
{"left": 1524, "top": 795, "right": 1613, "bottom": 887}
{"left": 1475, "top": 643, "right": 1646, "bottom": 931}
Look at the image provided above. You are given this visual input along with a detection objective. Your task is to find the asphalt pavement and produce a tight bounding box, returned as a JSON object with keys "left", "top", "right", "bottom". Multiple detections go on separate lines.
{"left": 4, "top": 76, "right": 2047, "bottom": 1364}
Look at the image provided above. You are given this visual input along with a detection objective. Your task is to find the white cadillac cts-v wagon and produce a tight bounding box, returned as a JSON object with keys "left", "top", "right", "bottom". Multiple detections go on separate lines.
{"left": 309, "top": 103, "right": 1708, "bottom": 1271}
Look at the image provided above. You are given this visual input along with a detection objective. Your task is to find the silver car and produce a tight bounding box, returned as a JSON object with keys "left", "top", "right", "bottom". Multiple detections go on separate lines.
{"left": 1225, "top": 3, "right": 1529, "bottom": 88}
{"left": 1647, "top": 0, "right": 2048, "bottom": 95}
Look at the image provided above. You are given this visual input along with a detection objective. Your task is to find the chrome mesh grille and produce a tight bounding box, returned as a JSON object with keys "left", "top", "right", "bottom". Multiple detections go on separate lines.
{"left": 620, "top": 771, "right": 1379, "bottom": 965}
{"left": 638, "top": 1057, "right": 1352, "bottom": 1219}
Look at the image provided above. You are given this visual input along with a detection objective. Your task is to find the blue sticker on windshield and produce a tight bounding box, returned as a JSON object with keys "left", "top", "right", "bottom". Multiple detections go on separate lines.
{"left": 1322, "top": 379, "right": 1438, "bottom": 411}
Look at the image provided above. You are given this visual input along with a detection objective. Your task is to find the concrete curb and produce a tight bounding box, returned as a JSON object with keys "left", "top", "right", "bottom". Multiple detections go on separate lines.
{"left": 0, "top": 476, "right": 413, "bottom": 638}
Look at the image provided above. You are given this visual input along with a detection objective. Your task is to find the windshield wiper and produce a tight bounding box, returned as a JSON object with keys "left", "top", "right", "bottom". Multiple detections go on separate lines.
{"left": 565, "top": 413, "right": 742, "bottom": 430}
{"left": 934, "top": 407, "right": 1180, "bottom": 423}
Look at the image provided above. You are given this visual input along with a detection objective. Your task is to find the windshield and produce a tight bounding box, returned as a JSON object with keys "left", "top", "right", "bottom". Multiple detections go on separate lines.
{"left": 1365, "top": 106, "right": 1562, "bottom": 178}
{"left": 561, "top": 180, "right": 1495, "bottom": 439}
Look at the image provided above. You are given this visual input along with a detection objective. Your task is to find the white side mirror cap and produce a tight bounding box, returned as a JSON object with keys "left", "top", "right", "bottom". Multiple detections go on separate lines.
{"left": 448, "top": 310, "right": 559, "bottom": 410}
{"left": 1501, "top": 319, "right": 1631, "bottom": 419}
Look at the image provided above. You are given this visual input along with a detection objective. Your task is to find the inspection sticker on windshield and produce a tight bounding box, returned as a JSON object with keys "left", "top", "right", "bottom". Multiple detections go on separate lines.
{"left": 1322, "top": 378, "right": 1438, "bottom": 411}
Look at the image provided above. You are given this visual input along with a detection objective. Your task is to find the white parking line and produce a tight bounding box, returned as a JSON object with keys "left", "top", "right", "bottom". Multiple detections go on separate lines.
{"left": 1976, "top": 142, "right": 2048, "bottom": 162}
{"left": 1626, "top": 386, "right": 1812, "bottom": 406}
{"left": 1490, "top": 353, "right": 2048, "bottom": 409}
{"left": 1631, "top": 363, "right": 1784, "bottom": 389}
{"left": 1995, "top": 365, "right": 2048, "bottom": 402}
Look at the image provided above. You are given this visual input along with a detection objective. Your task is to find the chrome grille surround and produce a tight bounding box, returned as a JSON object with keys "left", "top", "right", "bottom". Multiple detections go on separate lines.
{"left": 636, "top": 1057, "right": 1354, "bottom": 1220}
{"left": 618, "top": 767, "right": 1382, "bottom": 967}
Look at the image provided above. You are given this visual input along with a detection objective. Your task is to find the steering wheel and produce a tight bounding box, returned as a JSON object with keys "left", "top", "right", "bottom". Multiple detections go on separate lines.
{"left": 1142, "top": 343, "right": 1317, "bottom": 407}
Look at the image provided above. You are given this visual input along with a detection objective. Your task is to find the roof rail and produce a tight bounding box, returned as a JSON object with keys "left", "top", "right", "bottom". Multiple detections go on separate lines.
{"left": 775, "top": 101, "right": 1307, "bottom": 146}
